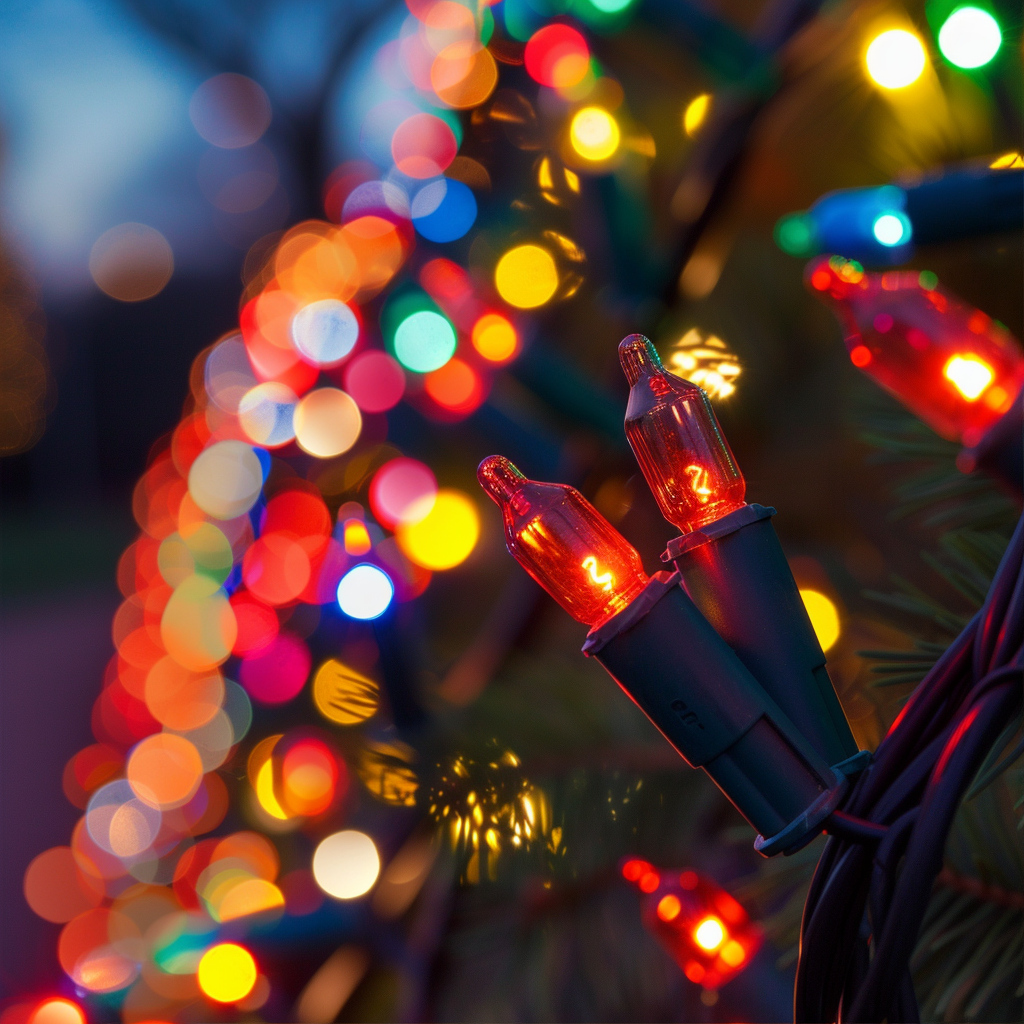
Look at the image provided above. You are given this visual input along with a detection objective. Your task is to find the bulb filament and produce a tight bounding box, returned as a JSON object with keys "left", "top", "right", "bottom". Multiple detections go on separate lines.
{"left": 582, "top": 556, "right": 613, "bottom": 591}
{"left": 685, "top": 464, "right": 712, "bottom": 503}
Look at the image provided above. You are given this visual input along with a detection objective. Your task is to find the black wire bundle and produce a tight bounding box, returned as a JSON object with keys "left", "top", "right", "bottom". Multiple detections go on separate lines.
{"left": 794, "top": 511, "right": 1024, "bottom": 1023}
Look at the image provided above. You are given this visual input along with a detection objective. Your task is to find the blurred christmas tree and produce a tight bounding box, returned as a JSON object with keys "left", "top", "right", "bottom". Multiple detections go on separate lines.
{"left": 11, "top": 0, "right": 1022, "bottom": 1022}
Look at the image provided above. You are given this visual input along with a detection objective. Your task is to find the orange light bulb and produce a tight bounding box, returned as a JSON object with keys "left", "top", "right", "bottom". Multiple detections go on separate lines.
{"left": 619, "top": 335, "right": 746, "bottom": 533}
{"left": 477, "top": 456, "right": 649, "bottom": 629}
{"left": 807, "top": 256, "right": 1024, "bottom": 447}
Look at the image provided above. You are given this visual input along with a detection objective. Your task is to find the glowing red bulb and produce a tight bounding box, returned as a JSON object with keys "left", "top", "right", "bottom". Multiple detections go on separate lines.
{"left": 619, "top": 335, "right": 745, "bottom": 533}
{"left": 623, "top": 863, "right": 760, "bottom": 989}
{"left": 477, "top": 456, "right": 648, "bottom": 629}
{"left": 807, "top": 256, "right": 1024, "bottom": 447}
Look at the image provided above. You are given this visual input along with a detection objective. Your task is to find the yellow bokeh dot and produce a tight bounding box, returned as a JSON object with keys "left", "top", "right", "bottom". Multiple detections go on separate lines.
{"left": 800, "top": 589, "right": 841, "bottom": 652}
{"left": 495, "top": 245, "right": 558, "bottom": 309}
{"left": 472, "top": 313, "right": 518, "bottom": 362}
{"left": 255, "top": 758, "right": 289, "bottom": 820}
{"left": 570, "top": 106, "right": 620, "bottom": 161}
{"left": 865, "top": 29, "right": 927, "bottom": 89}
{"left": 197, "top": 943, "right": 257, "bottom": 1003}
{"left": 683, "top": 94, "right": 711, "bottom": 137}
{"left": 396, "top": 489, "right": 479, "bottom": 570}
{"left": 693, "top": 916, "right": 725, "bottom": 951}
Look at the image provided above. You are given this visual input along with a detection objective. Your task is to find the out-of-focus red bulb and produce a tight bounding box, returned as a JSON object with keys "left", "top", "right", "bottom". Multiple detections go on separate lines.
{"left": 619, "top": 334, "right": 746, "bottom": 533}
{"left": 478, "top": 456, "right": 649, "bottom": 629}
{"left": 622, "top": 861, "right": 761, "bottom": 990}
{"left": 807, "top": 256, "right": 1024, "bottom": 447}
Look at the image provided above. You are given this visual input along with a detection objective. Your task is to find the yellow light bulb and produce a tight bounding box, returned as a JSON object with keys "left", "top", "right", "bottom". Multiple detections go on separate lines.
{"left": 865, "top": 29, "right": 927, "bottom": 89}
{"left": 693, "top": 916, "right": 726, "bottom": 951}
{"left": 495, "top": 245, "right": 559, "bottom": 309}
{"left": 570, "top": 107, "right": 620, "bottom": 161}
{"left": 197, "top": 943, "right": 258, "bottom": 1003}
{"left": 799, "top": 589, "right": 841, "bottom": 652}
{"left": 944, "top": 355, "right": 994, "bottom": 401}
{"left": 683, "top": 94, "right": 711, "bottom": 137}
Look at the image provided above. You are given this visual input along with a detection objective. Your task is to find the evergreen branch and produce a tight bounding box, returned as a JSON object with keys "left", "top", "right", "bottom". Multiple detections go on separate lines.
{"left": 968, "top": 714, "right": 1024, "bottom": 799}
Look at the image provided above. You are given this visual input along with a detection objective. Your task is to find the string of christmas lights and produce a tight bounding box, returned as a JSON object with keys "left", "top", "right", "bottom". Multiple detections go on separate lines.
{"left": 12, "top": 0, "right": 1023, "bottom": 1018}
{"left": 478, "top": 322, "right": 1023, "bottom": 1020}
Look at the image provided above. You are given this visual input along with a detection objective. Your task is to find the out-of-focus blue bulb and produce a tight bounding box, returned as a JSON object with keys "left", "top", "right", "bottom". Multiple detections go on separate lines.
{"left": 872, "top": 211, "right": 912, "bottom": 247}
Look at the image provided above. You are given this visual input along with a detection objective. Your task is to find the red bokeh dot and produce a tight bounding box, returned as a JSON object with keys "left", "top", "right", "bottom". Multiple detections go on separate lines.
{"left": 344, "top": 350, "right": 406, "bottom": 413}
{"left": 239, "top": 632, "right": 311, "bottom": 704}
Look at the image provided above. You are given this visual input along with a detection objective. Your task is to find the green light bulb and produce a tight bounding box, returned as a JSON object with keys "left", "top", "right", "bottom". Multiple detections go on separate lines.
{"left": 938, "top": 6, "right": 1002, "bottom": 69}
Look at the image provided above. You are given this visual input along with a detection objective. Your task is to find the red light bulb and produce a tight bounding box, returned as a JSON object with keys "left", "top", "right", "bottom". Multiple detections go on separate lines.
{"left": 622, "top": 861, "right": 761, "bottom": 989}
{"left": 619, "top": 335, "right": 745, "bottom": 533}
{"left": 478, "top": 456, "right": 649, "bottom": 629}
{"left": 807, "top": 256, "right": 1024, "bottom": 447}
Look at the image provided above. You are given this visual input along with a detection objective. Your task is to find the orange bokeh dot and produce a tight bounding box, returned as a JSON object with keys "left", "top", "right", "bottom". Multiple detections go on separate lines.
{"left": 27, "top": 999, "right": 85, "bottom": 1024}
{"left": 850, "top": 345, "right": 872, "bottom": 367}
{"left": 431, "top": 42, "right": 498, "bottom": 109}
{"left": 24, "top": 847, "right": 104, "bottom": 924}
{"left": 656, "top": 894, "right": 681, "bottom": 922}
{"left": 213, "top": 831, "right": 280, "bottom": 881}
{"left": 58, "top": 908, "right": 140, "bottom": 992}
{"left": 127, "top": 733, "right": 204, "bottom": 809}
{"left": 472, "top": 313, "right": 518, "bottom": 362}
{"left": 144, "top": 657, "right": 224, "bottom": 731}
{"left": 424, "top": 358, "right": 484, "bottom": 413}
{"left": 282, "top": 740, "right": 338, "bottom": 816}
{"left": 341, "top": 216, "right": 409, "bottom": 301}
{"left": 243, "top": 533, "right": 312, "bottom": 606}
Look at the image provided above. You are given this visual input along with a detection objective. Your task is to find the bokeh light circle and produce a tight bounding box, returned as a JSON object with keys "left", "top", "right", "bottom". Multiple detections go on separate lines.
{"left": 312, "top": 830, "right": 381, "bottom": 899}
{"left": 189, "top": 74, "right": 272, "bottom": 148}
{"left": 238, "top": 382, "right": 298, "bottom": 447}
{"left": 337, "top": 564, "right": 395, "bottom": 620}
{"left": 239, "top": 632, "right": 311, "bottom": 704}
{"left": 525, "top": 25, "right": 590, "bottom": 88}
{"left": 937, "top": 6, "right": 1001, "bottom": 69}
{"left": 424, "top": 358, "right": 483, "bottom": 414}
{"left": 391, "top": 113, "right": 458, "bottom": 178}
{"left": 28, "top": 999, "right": 86, "bottom": 1024}
{"left": 570, "top": 107, "right": 620, "bottom": 161}
{"left": 431, "top": 41, "right": 499, "bottom": 108}
{"left": 396, "top": 489, "right": 479, "bottom": 569}
{"left": 127, "top": 733, "right": 205, "bottom": 809}
{"left": 872, "top": 212, "right": 911, "bottom": 247}
{"left": 293, "top": 388, "right": 362, "bottom": 458}
{"left": 370, "top": 458, "right": 438, "bottom": 528}
{"left": 161, "top": 573, "right": 237, "bottom": 671}
{"left": 197, "top": 943, "right": 258, "bottom": 1002}
{"left": 188, "top": 441, "right": 264, "bottom": 520}
{"left": 86, "top": 780, "right": 163, "bottom": 858}
{"left": 344, "top": 350, "right": 406, "bottom": 412}
{"left": 799, "top": 589, "right": 841, "bottom": 652}
{"left": 411, "top": 179, "right": 477, "bottom": 242}
{"left": 472, "top": 313, "right": 518, "bottom": 362}
{"left": 495, "top": 246, "right": 558, "bottom": 308}
{"left": 90, "top": 224, "right": 174, "bottom": 302}
{"left": 393, "top": 311, "right": 457, "bottom": 373}
{"left": 291, "top": 299, "right": 360, "bottom": 366}
{"left": 24, "top": 847, "right": 103, "bottom": 923}
{"left": 865, "top": 29, "right": 927, "bottom": 89}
